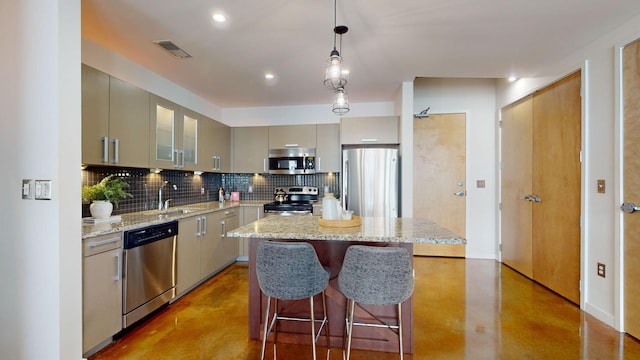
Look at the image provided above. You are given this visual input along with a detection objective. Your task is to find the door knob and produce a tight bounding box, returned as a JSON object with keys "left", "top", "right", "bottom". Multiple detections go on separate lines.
{"left": 621, "top": 202, "right": 640, "bottom": 213}
{"left": 454, "top": 190, "right": 465, "bottom": 197}
{"left": 523, "top": 194, "right": 542, "bottom": 202}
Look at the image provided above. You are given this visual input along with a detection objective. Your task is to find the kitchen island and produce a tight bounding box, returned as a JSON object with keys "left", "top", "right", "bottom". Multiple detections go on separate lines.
{"left": 227, "top": 215, "right": 465, "bottom": 354}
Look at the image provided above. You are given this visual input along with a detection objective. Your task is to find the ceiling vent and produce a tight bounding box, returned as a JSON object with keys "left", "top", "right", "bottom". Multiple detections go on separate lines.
{"left": 153, "top": 40, "right": 192, "bottom": 59}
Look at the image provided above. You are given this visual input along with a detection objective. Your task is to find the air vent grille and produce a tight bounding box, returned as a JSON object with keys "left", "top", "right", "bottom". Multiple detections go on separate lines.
{"left": 153, "top": 40, "right": 191, "bottom": 59}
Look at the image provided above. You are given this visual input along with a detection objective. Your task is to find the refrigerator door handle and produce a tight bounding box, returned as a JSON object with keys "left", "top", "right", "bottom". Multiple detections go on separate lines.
{"left": 343, "top": 158, "right": 348, "bottom": 211}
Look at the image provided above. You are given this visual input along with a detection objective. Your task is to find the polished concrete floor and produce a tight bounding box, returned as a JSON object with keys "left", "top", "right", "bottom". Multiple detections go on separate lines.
{"left": 89, "top": 257, "right": 640, "bottom": 359}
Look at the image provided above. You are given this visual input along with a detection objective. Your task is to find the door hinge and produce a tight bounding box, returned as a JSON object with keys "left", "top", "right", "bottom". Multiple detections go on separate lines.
{"left": 499, "top": 202, "right": 502, "bottom": 211}
{"left": 579, "top": 150, "right": 583, "bottom": 163}
{"left": 499, "top": 243, "right": 502, "bottom": 252}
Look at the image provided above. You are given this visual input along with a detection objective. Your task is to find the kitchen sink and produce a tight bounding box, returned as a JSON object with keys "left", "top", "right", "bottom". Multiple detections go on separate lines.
{"left": 143, "top": 207, "right": 204, "bottom": 218}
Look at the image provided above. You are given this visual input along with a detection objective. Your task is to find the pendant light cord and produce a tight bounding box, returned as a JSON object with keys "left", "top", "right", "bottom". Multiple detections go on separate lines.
{"left": 333, "top": 0, "right": 337, "bottom": 50}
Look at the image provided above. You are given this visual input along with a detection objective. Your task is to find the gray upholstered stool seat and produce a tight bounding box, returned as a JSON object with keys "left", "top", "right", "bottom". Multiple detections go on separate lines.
{"left": 338, "top": 245, "right": 414, "bottom": 360}
{"left": 256, "top": 241, "right": 330, "bottom": 360}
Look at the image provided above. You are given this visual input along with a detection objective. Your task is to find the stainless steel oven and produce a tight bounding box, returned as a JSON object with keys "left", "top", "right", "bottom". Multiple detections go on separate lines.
{"left": 268, "top": 148, "right": 316, "bottom": 174}
{"left": 122, "top": 221, "right": 177, "bottom": 328}
{"left": 263, "top": 186, "right": 318, "bottom": 216}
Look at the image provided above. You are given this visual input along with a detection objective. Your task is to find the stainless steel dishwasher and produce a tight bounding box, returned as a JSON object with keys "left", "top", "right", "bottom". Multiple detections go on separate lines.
{"left": 122, "top": 221, "right": 177, "bottom": 328}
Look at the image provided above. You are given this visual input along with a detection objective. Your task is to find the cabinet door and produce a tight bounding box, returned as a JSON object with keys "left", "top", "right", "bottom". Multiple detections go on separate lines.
{"left": 199, "top": 117, "right": 231, "bottom": 172}
{"left": 341, "top": 116, "right": 399, "bottom": 144}
{"left": 200, "top": 214, "right": 218, "bottom": 277}
{"left": 215, "top": 209, "right": 240, "bottom": 269}
{"left": 180, "top": 107, "right": 199, "bottom": 171}
{"left": 239, "top": 207, "right": 262, "bottom": 257}
{"left": 176, "top": 217, "right": 202, "bottom": 296}
{"left": 268, "top": 125, "right": 317, "bottom": 149}
{"left": 109, "top": 76, "right": 150, "bottom": 168}
{"left": 81, "top": 65, "right": 110, "bottom": 165}
{"left": 83, "top": 248, "right": 122, "bottom": 354}
{"left": 232, "top": 127, "right": 268, "bottom": 173}
{"left": 149, "top": 94, "right": 179, "bottom": 169}
{"left": 316, "top": 124, "right": 341, "bottom": 172}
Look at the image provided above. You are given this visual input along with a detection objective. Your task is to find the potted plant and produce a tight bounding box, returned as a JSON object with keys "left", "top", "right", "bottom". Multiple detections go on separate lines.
{"left": 82, "top": 175, "right": 133, "bottom": 219}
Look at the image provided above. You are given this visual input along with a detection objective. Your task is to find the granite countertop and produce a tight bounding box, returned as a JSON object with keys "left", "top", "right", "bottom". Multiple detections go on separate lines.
{"left": 227, "top": 215, "right": 466, "bottom": 244}
{"left": 82, "top": 200, "right": 268, "bottom": 239}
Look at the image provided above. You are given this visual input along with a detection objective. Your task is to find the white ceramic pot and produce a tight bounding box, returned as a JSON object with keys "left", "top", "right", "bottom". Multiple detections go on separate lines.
{"left": 90, "top": 200, "right": 113, "bottom": 219}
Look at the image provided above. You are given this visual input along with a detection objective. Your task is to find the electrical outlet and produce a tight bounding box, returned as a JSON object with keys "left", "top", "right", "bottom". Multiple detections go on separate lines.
{"left": 597, "top": 262, "right": 606, "bottom": 278}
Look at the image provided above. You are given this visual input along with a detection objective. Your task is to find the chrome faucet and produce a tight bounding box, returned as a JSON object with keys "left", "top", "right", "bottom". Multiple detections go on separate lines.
{"left": 159, "top": 181, "right": 177, "bottom": 210}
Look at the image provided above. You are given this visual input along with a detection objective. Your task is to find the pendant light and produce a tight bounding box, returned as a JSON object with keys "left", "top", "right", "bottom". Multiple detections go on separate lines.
{"left": 332, "top": 87, "right": 350, "bottom": 115}
{"left": 324, "top": 0, "right": 348, "bottom": 90}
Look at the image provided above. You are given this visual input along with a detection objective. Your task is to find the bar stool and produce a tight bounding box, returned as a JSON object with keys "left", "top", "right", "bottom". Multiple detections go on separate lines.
{"left": 256, "top": 241, "right": 330, "bottom": 360}
{"left": 338, "top": 245, "right": 414, "bottom": 360}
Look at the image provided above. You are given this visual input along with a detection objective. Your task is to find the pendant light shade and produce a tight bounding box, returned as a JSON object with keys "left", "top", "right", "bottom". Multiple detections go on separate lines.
{"left": 332, "top": 87, "right": 350, "bottom": 115}
{"left": 324, "top": 50, "right": 347, "bottom": 90}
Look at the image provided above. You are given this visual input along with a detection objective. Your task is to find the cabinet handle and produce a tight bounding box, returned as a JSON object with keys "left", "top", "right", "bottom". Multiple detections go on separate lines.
{"left": 285, "top": 143, "right": 299, "bottom": 147}
{"left": 263, "top": 158, "right": 267, "bottom": 172}
{"left": 174, "top": 150, "right": 179, "bottom": 168}
{"left": 89, "top": 236, "right": 120, "bottom": 248}
{"left": 102, "top": 136, "right": 109, "bottom": 163}
{"left": 180, "top": 150, "right": 185, "bottom": 168}
{"left": 361, "top": 138, "right": 378, "bottom": 142}
{"left": 112, "top": 138, "right": 120, "bottom": 164}
{"left": 317, "top": 157, "right": 322, "bottom": 171}
{"left": 221, "top": 220, "right": 226, "bottom": 238}
{"left": 216, "top": 156, "right": 221, "bottom": 170}
{"left": 196, "top": 217, "right": 202, "bottom": 236}
{"left": 202, "top": 216, "right": 207, "bottom": 235}
{"left": 114, "top": 252, "right": 121, "bottom": 281}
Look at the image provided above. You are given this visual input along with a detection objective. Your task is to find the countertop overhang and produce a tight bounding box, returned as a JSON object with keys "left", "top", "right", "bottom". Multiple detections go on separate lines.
{"left": 227, "top": 215, "right": 465, "bottom": 244}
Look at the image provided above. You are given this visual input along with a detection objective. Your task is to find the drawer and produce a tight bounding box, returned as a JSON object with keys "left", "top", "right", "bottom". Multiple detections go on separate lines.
{"left": 83, "top": 233, "right": 122, "bottom": 257}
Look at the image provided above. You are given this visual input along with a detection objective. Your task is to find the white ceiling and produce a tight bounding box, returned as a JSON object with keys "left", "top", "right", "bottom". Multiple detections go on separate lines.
{"left": 82, "top": 0, "right": 640, "bottom": 108}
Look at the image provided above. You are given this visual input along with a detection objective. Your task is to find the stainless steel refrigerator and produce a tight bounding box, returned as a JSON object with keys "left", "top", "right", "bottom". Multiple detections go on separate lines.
{"left": 341, "top": 146, "right": 399, "bottom": 217}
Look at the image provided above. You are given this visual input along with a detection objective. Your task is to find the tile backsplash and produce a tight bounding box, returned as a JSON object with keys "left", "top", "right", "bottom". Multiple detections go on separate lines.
{"left": 82, "top": 166, "right": 340, "bottom": 217}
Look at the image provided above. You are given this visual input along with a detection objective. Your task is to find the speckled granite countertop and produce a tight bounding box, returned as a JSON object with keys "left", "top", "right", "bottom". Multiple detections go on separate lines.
{"left": 82, "top": 201, "right": 268, "bottom": 239}
{"left": 227, "top": 215, "right": 466, "bottom": 244}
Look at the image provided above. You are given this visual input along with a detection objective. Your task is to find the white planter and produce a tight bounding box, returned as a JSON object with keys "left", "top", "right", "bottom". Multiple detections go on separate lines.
{"left": 89, "top": 200, "right": 113, "bottom": 219}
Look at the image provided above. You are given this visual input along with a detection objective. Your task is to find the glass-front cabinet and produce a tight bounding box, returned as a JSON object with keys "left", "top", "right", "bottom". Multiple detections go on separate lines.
{"left": 149, "top": 94, "right": 198, "bottom": 170}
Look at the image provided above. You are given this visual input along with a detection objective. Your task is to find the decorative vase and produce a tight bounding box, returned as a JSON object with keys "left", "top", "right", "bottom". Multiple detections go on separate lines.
{"left": 90, "top": 200, "right": 113, "bottom": 219}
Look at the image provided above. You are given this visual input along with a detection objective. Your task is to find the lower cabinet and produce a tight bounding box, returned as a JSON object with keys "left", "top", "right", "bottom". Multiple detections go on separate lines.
{"left": 239, "top": 206, "right": 263, "bottom": 258}
{"left": 82, "top": 233, "right": 123, "bottom": 356}
{"left": 212, "top": 208, "right": 240, "bottom": 270}
{"left": 176, "top": 209, "right": 240, "bottom": 297}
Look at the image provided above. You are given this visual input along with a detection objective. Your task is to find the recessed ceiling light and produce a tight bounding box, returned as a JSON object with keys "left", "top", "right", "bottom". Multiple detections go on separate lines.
{"left": 212, "top": 13, "right": 226, "bottom": 22}
{"left": 265, "top": 73, "right": 275, "bottom": 80}
{"left": 508, "top": 76, "right": 518, "bottom": 82}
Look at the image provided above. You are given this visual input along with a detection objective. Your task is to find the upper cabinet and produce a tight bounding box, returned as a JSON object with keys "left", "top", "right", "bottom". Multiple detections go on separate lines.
{"left": 340, "top": 116, "right": 399, "bottom": 145}
{"left": 149, "top": 95, "right": 198, "bottom": 170}
{"left": 82, "top": 65, "right": 150, "bottom": 168}
{"left": 232, "top": 127, "right": 268, "bottom": 173}
{"left": 199, "top": 116, "right": 231, "bottom": 172}
{"left": 316, "top": 124, "right": 341, "bottom": 172}
{"left": 268, "top": 125, "right": 317, "bottom": 149}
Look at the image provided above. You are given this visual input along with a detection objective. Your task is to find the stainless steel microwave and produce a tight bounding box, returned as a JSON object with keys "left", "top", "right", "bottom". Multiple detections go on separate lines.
{"left": 268, "top": 148, "right": 316, "bottom": 174}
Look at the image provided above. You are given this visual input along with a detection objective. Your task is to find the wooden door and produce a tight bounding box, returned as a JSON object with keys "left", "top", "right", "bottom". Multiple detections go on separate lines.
{"left": 623, "top": 38, "right": 640, "bottom": 339}
{"left": 413, "top": 113, "right": 466, "bottom": 256}
{"left": 501, "top": 96, "right": 534, "bottom": 278}
{"left": 532, "top": 71, "right": 582, "bottom": 304}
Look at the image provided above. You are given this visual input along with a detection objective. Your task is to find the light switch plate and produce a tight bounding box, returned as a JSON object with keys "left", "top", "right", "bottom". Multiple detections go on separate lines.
{"left": 22, "top": 179, "right": 34, "bottom": 199}
{"left": 597, "top": 179, "right": 605, "bottom": 193}
{"left": 34, "top": 180, "right": 52, "bottom": 200}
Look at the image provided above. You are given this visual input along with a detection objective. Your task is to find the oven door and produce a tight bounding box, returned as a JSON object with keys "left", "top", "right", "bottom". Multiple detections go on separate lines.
{"left": 264, "top": 209, "right": 313, "bottom": 216}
